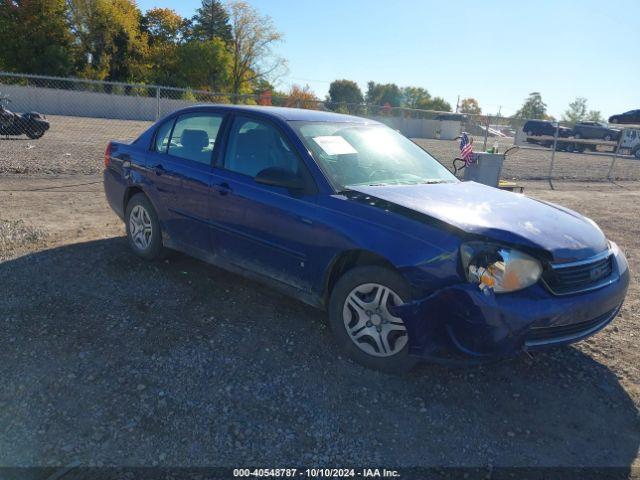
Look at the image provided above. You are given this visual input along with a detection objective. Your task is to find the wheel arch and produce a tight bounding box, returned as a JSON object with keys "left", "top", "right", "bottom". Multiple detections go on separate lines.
{"left": 123, "top": 185, "right": 151, "bottom": 214}
{"left": 322, "top": 249, "right": 404, "bottom": 307}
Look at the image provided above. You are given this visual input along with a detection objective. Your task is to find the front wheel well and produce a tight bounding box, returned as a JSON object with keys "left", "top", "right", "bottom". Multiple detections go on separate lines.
{"left": 323, "top": 250, "right": 402, "bottom": 307}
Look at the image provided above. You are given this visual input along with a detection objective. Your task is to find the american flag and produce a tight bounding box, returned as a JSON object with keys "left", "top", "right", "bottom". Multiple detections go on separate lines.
{"left": 459, "top": 132, "right": 474, "bottom": 165}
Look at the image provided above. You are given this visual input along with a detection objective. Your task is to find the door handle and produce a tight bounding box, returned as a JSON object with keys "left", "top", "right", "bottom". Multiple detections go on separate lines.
{"left": 215, "top": 182, "right": 232, "bottom": 195}
{"left": 154, "top": 164, "right": 165, "bottom": 176}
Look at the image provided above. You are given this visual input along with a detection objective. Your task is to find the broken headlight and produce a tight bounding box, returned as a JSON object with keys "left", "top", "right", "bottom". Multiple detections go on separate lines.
{"left": 460, "top": 242, "right": 542, "bottom": 293}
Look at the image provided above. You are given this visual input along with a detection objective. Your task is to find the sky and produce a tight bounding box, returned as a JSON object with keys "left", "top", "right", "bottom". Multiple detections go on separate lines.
{"left": 136, "top": 0, "right": 639, "bottom": 118}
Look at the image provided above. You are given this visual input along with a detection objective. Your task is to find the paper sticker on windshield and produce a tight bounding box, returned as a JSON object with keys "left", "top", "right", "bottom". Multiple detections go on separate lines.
{"left": 312, "top": 136, "right": 358, "bottom": 155}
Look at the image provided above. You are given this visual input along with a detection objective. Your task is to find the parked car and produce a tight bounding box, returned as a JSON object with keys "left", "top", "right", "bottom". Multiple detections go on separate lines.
{"left": 523, "top": 119, "right": 572, "bottom": 138}
{"left": 609, "top": 109, "right": 640, "bottom": 125}
{"left": 0, "top": 100, "right": 50, "bottom": 139}
{"left": 104, "top": 105, "right": 629, "bottom": 372}
{"left": 573, "top": 121, "right": 620, "bottom": 141}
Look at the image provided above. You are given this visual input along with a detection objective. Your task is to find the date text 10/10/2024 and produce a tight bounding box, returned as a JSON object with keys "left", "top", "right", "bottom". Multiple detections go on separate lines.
{"left": 233, "top": 468, "right": 400, "bottom": 478}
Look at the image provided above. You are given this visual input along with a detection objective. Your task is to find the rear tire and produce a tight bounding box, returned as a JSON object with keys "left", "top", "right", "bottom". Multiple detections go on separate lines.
{"left": 328, "top": 265, "right": 419, "bottom": 374}
{"left": 125, "top": 193, "right": 165, "bottom": 260}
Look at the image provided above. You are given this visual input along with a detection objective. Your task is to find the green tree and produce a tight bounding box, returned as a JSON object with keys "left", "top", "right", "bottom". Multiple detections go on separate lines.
{"left": 424, "top": 96, "right": 452, "bottom": 112}
{"left": 253, "top": 78, "right": 275, "bottom": 95}
{"left": 175, "top": 38, "right": 232, "bottom": 91}
{"left": 68, "top": 0, "right": 149, "bottom": 82}
{"left": 327, "top": 79, "right": 363, "bottom": 110}
{"left": 514, "top": 92, "right": 547, "bottom": 119}
{"left": 228, "top": 1, "right": 286, "bottom": 99}
{"left": 402, "top": 87, "right": 431, "bottom": 109}
{"left": 141, "top": 8, "right": 190, "bottom": 86}
{"left": 0, "top": 0, "right": 76, "bottom": 76}
{"left": 190, "top": 0, "right": 232, "bottom": 44}
{"left": 586, "top": 110, "right": 604, "bottom": 122}
{"left": 563, "top": 97, "right": 588, "bottom": 123}
{"left": 459, "top": 97, "right": 481, "bottom": 115}
{"left": 366, "top": 81, "right": 402, "bottom": 107}
{"left": 142, "top": 8, "right": 188, "bottom": 45}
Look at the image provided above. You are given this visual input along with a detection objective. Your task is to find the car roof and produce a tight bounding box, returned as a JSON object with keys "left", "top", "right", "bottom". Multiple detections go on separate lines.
{"left": 176, "top": 104, "right": 378, "bottom": 124}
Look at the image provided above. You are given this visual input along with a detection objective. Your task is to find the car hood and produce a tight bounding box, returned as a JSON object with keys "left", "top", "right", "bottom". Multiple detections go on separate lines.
{"left": 347, "top": 181, "right": 608, "bottom": 263}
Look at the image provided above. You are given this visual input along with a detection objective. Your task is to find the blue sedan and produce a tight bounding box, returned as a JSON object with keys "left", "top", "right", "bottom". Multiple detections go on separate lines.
{"left": 103, "top": 105, "right": 629, "bottom": 372}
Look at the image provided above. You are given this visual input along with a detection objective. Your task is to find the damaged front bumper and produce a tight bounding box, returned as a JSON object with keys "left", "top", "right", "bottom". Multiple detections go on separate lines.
{"left": 393, "top": 247, "right": 630, "bottom": 361}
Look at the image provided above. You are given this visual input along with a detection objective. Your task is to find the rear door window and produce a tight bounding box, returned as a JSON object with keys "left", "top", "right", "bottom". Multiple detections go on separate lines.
{"left": 167, "top": 113, "right": 224, "bottom": 165}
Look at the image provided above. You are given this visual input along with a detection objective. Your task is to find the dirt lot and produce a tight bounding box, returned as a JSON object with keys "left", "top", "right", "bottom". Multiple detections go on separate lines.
{"left": 0, "top": 122, "right": 639, "bottom": 471}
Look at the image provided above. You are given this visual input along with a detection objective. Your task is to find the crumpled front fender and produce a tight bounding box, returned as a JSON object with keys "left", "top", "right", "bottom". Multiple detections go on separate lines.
{"left": 392, "top": 284, "right": 535, "bottom": 359}
{"left": 391, "top": 259, "right": 628, "bottom": 361}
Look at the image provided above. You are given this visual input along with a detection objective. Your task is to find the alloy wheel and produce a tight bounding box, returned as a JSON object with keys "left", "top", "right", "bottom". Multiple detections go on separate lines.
{"left": 342, "top": 283, "right": 408, "bottom": 357}
{"left": 129, "top": 205, "right": 153, "bottom": 250}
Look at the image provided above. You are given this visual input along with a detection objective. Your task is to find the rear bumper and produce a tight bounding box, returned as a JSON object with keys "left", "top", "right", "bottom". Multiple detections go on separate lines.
{"left": 394, "top": 246, "right": 630, "bottom": 361}
{"left": 103, "top": 168, "right": 126, "bottom": 220}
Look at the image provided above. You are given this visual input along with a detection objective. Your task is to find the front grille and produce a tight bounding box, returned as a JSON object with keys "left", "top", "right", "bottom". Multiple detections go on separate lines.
{"left": 526, "top": 306, "right": 619, "bottom": 345}
{"left": 542, "top": 251, "right": 614, "bottom": 295}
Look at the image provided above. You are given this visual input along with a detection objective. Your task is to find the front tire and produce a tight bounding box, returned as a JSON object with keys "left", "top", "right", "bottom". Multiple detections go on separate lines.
{"left": 328, "top": 266, "right": 418, "bottom": 373}
{"left": 26, "top": 128, "right": 45, "bottom": 139}
{"left": 125, "top": 193, "right": 165, "bottom": 260}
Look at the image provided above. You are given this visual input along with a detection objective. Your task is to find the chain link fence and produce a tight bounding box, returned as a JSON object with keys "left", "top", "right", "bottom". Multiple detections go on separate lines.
{"left": 1, "top": 71, "right": 639, "bottom": 184}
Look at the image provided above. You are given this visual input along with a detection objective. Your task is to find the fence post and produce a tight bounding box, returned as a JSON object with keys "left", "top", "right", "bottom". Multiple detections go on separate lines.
{"left": 548, "top": 121, "right": 560, "bottom": 190}
{"left": 607, "top": 134, "right": 624, "bottom": 181}
{"left": 482, "top": 115, "right": 489, "bottom": 151}
{"left": 155, "top": 86, "right": 160, "bottom": 120}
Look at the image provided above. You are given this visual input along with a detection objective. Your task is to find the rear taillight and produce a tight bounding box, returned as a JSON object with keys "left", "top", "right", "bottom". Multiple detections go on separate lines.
{"left": 104, "top": 142, "right": 112, "bottom": 168}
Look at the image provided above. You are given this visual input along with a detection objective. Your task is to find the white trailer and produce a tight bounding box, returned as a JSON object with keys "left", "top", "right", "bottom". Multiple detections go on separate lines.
{"left": 619, "top": 128, "right": 640, "bottom": 159}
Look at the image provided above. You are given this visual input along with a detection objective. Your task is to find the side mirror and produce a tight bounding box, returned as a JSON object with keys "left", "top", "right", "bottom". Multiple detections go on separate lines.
{"left": 255, "top": 167, "right": 305, "bottom": 190}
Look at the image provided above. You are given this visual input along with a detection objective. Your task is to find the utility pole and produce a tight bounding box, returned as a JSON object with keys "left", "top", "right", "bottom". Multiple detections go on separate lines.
{"left": 455, "top": 95, "right": 460, "bottom": 113}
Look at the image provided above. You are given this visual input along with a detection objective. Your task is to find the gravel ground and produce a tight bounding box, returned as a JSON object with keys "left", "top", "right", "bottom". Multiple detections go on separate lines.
{"left": 0, "top": 115, "right": 151, "bottom": 175}
{"left": 0, "top": 176, "right": 638, "bottom": 469}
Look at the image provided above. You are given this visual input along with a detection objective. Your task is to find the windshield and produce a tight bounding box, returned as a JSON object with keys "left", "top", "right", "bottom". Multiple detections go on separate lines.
{"left": 290, "top": 121, "right": 457, "bottom": 190}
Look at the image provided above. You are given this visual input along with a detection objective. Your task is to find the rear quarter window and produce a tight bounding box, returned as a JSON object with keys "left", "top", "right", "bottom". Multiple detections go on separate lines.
{"left": 154, "top": 118, "right": 175, "bottom": 153}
